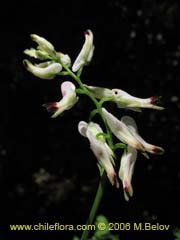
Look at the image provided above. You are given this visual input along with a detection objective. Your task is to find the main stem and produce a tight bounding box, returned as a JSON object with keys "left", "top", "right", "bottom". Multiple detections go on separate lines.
{"left": 81, "top": 171, "right": 106, "bottom": 240}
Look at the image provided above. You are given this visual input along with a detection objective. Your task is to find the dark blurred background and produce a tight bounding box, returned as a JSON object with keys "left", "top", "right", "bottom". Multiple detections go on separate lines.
{"left": 1, "top": 0, "right": 180, "bottom": 239}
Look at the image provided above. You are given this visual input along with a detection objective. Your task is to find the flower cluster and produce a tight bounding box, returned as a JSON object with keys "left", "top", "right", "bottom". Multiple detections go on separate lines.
{"left": 23, "top": 30, "right": 164, "bottom": 201}
{"left": 23, "top": 30, "right": 93, "bottom": 79}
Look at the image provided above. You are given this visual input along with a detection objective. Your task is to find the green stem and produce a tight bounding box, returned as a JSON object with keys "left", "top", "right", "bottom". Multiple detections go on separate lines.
{"left": 80, "top": 171, "right": 107, "bottom": 240}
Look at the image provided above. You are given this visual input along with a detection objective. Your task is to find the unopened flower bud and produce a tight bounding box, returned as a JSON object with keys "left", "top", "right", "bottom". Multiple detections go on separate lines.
{"left": 31, "top": 34, "right": 56, "bottom": 57}
{"left": 23, "top": 59, "right": 62, "bottom": 79}
{"left": 24, "top": 48, "right": 49, "bottom": 60}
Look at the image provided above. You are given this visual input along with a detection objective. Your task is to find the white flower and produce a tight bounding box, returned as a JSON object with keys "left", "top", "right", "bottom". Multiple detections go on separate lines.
{"left": 43, "top": 81, "right": 78, "bottom": 118}
{"left": 102, "top": 108, "right": 164, "bottom": 155}
{"left": 102, "top": 108, "right": 145, "bottom": 151}
{"left": 119, "top": 145, "right": 137, "bottom": 201}
{"left": 121, "top": 116, "right": 164, "bottom": 155}
{"left": 72, "top": 30, "right": 94, "bottom": 72}
{"left": 85, "top": 85, "right": 164, "bottom": 111}
{"left": 78, "top": 121, "right": 119, "bottom": 187}
{"left": 111, "top": 89, "right": 164, "bottom": 111}
{"left": 31, "top": 34, "right": 56, "bottom": 57}
{"left": 23, "top": 59, "right": 62, "bottom": 80}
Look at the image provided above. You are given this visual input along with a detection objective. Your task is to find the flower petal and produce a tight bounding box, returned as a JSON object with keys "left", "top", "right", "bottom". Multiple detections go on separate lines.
{"left": 78, "top": 121, "right": 88, "bottom": 137}
{"left": 31, "top": 34, "right": 55, "bottom": 57}
{"left": 112, "top": 89, "right": 164, "bottom": 111}
{"left": 72, "top": 30, "right": 94, "bottom": 72}
{"left": 78, "top": 121, "right": 119, "bottom": 188}
{"left": 119, "top": 146, "right": 137, "bottom": 201}
{"left": 61, "top": 81, "right": 76, "bottom": 97}
{"left": 102, "top": 108, "right": 144, "bottom": 151}
{"left": 42, "top": 102, "right": 59, "bottom": 113}
{"left": 121, "top": 116, "right": 164, "bottom": 155}
{"left": 121, "top": 116, "right": 138, "bottom": 133}
{"left": 23, "top": 59, "right": 62, "bottom": 79}
{"left": 43, "top": 81, "right": 78, "bottom": 118}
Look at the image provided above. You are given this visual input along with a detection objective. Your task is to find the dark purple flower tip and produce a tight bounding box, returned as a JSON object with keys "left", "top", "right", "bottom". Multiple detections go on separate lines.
{"left": 42, "top": 102, "right": 58, "bottom": 113}
{"left": 84, "top": 30, "right": 90, "bottom": 36}
{"left": 153, "top": 147, "right": 164, "bottom": 155}
{"left": 150, "top": 96, "right": 162, "bottom": 105}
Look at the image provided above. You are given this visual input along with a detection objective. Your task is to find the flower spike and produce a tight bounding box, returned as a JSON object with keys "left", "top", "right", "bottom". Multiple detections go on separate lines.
{"left": 43, "top": 81, "right": 78, "bottom": 118}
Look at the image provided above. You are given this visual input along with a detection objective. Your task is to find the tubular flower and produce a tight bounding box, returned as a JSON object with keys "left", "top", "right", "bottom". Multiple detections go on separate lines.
{"left": 43, "top": 81, "right": 78, "bottom": 118}
{"left": 72, "top": 30, "right": 94, "bottom": 72}
{"left": 30, "top": 34, "right": 56, "bottom": 57}
{"left": 119, "top": 145, "right": 137, "bottom": 201}
{"left": 102, "top": 108, "right": 164, "bottom": 155}
{"left": 78, "top": 121, "right": 119, "bottom": 188}
{"left": 23, "top": 60, "right": 62, "bottom": 80}
{"left": 85, "top": 85, "right": 164, "bottom": 111}
{"left": 121, "top": 116, "right": 164, "bottom": 155}
{"left": 111, "top": 89, "right": 164, "bottom": 111}
{"left": 102, "top": 108, "right": 145, "bottom": 151}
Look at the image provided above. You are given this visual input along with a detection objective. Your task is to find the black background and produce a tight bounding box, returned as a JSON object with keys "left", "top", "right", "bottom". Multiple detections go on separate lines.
{"left": 1, "top": 0, "right": 180, "bottom": 239}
